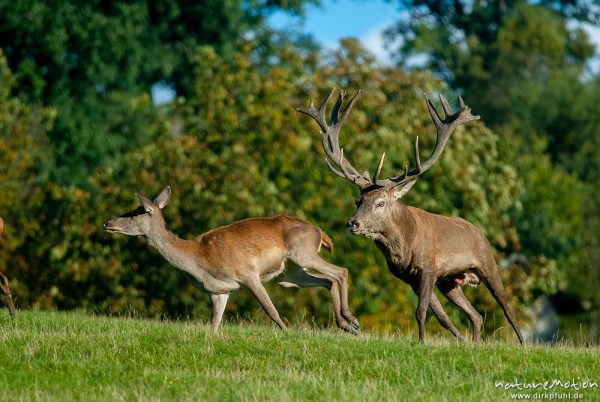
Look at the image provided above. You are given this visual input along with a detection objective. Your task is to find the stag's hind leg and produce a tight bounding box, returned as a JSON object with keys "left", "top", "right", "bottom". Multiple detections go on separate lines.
{"left": 477, "top": 263, "right": 525, "bottom": 344}
{"left": 277, "top": 267, "right": 357, "bottom": 334}
{"left": 438, "top": 283, "right": 483, "bottom": 342}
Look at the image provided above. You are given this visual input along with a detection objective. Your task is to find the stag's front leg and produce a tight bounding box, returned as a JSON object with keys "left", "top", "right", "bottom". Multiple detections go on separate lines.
{"left": 429, "top": 293, "right": 467, "bottom": 342}
{"left": 409, "top": 280, "right": 465, "bottom": 341}
{"left": 416, "top": 270, "right": 436, "bottom": 342}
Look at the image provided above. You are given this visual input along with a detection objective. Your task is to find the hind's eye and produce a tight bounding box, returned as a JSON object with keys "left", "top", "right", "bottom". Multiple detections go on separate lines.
{"left": 378, "top": 201, "right": 385, "bottom": 207}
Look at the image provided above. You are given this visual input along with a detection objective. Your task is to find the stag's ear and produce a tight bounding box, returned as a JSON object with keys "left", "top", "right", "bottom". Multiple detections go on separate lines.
{"left": 136, "top": 193, "right": 157, "bottom": 215}
{"left": 392, "top": 179, "right": 417, "bottom": 199}
{"left": 153, "top": 186, "right": 171, "bottom": 209}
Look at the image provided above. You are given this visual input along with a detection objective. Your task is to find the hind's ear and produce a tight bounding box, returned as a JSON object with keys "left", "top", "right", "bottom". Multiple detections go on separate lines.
{"left": 154, "top": 186, "right": 171, "bottom": 209}
{"left": 136, "top": 193, "right": 157, "bottom": 215}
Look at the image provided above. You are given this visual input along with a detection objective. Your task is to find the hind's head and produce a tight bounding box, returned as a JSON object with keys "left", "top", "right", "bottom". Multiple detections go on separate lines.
{"left": 103, "top": 186, "right": 171, "bottom": 236}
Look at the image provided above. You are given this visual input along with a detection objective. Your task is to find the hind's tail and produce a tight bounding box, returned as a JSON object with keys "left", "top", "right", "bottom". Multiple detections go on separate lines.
{"left": 319, "top": 230, "right": 333, "bottom": 253}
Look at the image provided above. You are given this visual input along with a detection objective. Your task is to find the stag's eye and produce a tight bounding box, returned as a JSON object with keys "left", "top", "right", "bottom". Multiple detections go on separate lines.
{"left": 355, "top": 199, "right": 361, "bottom": 207}
{"left": 377, "top": 201, "right": 385, "bottom": 207}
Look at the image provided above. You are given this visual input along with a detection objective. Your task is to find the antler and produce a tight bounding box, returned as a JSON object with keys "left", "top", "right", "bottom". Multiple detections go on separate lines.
{"left": 373, "top": 94, "right": 480, "bottom": 188}
{"left": 298, "top": 89, "right": 480, "bottom": 191}
{"left": 296, "top": 88, "right": 372, "bottom": 188}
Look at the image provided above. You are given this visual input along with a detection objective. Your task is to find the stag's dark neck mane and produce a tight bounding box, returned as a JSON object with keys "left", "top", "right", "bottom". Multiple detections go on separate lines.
{"left": 373, "top": 201, "right": 418, "bottom": 271}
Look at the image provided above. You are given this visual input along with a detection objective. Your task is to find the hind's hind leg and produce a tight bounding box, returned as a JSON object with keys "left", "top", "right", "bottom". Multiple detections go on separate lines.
{"left": 287, "top": 228, "right": 359, "bottom": 330}
{"left": 293, "top": 254, "right": 359, "bottom": 331}
{"left": 277, "top": 267, "right": 357, "bottom": 334}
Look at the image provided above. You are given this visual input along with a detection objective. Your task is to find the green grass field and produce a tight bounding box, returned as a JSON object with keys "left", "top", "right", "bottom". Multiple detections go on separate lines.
{"left": 0, "top": 310, "right": 598, "bottom": 401}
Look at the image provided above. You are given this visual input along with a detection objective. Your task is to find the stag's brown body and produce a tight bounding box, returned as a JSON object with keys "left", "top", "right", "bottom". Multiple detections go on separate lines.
{"left": 298, "top": 88, "right": 524, "bottom": 344}
{"left": 374, "top": 206, "right": 491, "bottom": 280}
{"left": 104, "top": 187, "right": 358, "bottom": 333}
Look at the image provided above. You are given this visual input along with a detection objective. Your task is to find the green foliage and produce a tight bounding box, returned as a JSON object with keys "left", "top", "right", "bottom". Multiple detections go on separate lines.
{"left": 1, "top": 311, "right": 598, "bottom": 401}
{"left": 0, "top": 0, "right": 318, "bottom": 185}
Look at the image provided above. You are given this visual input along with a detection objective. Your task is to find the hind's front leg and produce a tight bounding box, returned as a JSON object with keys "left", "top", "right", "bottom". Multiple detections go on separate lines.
{"left": 210, "top": 293, "right": 230, "bottom": 331}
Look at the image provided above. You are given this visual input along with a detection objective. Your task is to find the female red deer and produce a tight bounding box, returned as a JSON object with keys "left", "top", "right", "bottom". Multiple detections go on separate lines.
{"left": 104, "top": 186, "right": 359, "bottom": 333}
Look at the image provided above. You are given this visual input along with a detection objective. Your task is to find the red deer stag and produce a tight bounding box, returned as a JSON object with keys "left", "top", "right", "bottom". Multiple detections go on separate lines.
{"left": 103, "top": 186, "right": 359, "bottom": 333}
{"left": 298, "top": 88, "right": 524, "bottom": 344}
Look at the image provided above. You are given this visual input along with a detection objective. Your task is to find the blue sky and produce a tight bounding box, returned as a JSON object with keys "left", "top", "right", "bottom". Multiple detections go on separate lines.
{"left": 268, "top": 0, "right": 400, "bottom": 63}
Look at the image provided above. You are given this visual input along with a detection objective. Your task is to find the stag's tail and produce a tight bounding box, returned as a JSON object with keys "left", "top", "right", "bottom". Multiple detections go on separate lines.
{"left": 477, "top": 263, "right": 525, "bottom": 345}
{"left": 319, "top": 230, "right": 334, "bottom": 253}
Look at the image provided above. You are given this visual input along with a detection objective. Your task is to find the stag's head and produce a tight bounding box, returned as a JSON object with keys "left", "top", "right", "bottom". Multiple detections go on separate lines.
{"left": 297, "top": 88, "right": 479, "bottom": 238}
{"left": 103, "top": 186, "right": 171, "bottom": 236}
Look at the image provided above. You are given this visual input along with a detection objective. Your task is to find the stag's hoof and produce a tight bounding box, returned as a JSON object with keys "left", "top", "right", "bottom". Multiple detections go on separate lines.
{"left": 345, "top": 324, "right": 359, "bottom": 336}
{"left": 343, "top": 312, "right": 360, "bottom": 331}
{"left": 349, "top": 316, "right": 360, "bottom": 331}
{"left": 339, "top": 320, "right": 359, "bottom": 335}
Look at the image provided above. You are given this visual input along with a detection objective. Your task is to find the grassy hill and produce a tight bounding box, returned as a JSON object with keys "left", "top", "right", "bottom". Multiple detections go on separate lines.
{"left": 0, "top": 310, "right": 598, "bottom": 401}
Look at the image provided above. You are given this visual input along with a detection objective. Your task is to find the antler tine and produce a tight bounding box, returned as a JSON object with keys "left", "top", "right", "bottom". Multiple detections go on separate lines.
{"left": 373, "top": 152, "right": 385, "bottom": 182}
{"left": 414, "top": 136, "right": 421, "bottom": 171}
{"left": 331, "top": 90, "right": 345, "bottom": 125}
{"left": 318, "top": 87, "right": 336, "bottom": 128}
{"left": 339, "top": 149, "right": 351, "bottom": 178}
{"left": 329, "top": 89, "right": 362, "bottom": 156}
{"left": 327, "top": 90, "right": 346, "bottom": 154}
{"left": 439, "top": 94, "right": 453, "bottom": 118}
{"left": 425, "top": 94, "right": 443, "bottom": 128}
{"left": 324, "top": 157, "right": 346, "bottom": 178}
{"left": 338, "top": 90, "right": 361, "bottom": 124}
